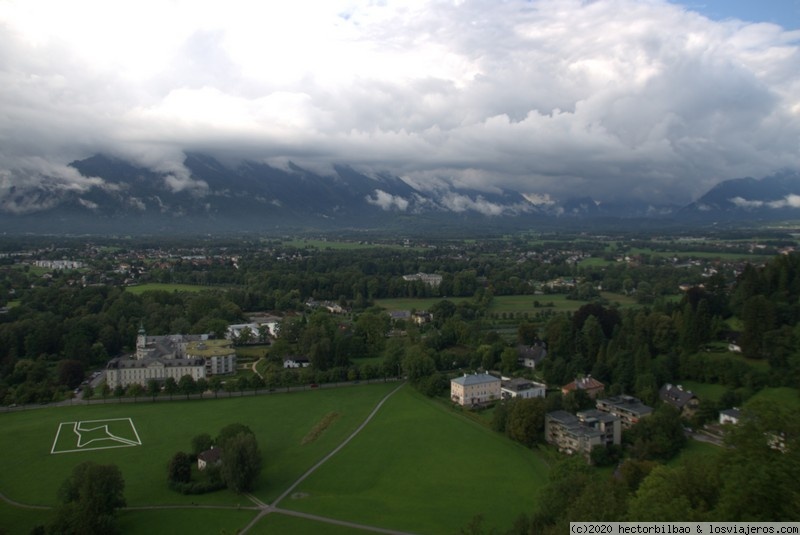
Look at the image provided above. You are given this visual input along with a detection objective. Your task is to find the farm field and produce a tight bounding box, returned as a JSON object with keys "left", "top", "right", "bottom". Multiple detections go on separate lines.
{"left": 0, "top": 383, "right": 550, "bottom": 535}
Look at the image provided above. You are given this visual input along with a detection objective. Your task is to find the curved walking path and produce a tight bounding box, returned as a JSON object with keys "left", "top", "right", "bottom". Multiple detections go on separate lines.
{"left": 238, "top": 381, "right": 414, "bottom": 534}
{"left": 1, "top": 381, "right": 414, "bottom": 534}
{"left": 0, "top": 491, "right": 51, "bottom": 510}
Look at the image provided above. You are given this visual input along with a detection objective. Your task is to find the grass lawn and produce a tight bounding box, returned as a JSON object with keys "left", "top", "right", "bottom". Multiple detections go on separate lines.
{"left": 0, "top": 384, "right": 396, "bottom": 510}
{"left": 746, "top": 387, "right": 800, "bottom": 410}
{"left": 124, "top": 283, "right": 218, "bottom": 294}
{"left": 1, "top": 382, "right": 552, "bottom": 534}
{"left": 669, "top": 438, "right": 724, "bottom": 467}
{"left": 249, "top": 512, "right": 378, "bottom": 535}
{"left": 679, "top": 381, "right": 728, "bottom": 402}
{"left": 376, "top": 292, "right": 637, "bottom": 316}
{"left": 283, "top": 386, "right": 549, "bottom": 534}
{"left": 236, "top": 345, "right": 270, "bottom": 359}
{"left": 0, "top": 500, "right": 53, "bottom": 535}
{"left": 117, "top": 508, "right": 258, "bottom": 535}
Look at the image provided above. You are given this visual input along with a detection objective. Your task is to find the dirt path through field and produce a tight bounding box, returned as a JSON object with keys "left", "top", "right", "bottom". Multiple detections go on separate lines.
{"left": 238, "top": 381, "right": 415, "bottom": 534}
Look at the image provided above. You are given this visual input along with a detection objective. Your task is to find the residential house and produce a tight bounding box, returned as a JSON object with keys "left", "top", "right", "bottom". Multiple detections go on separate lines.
{"left": 517, "top": 343, "right": 547, "bottom": 369}
{"left": 248, "top": 313, "right": 281, "bottom": 339}
{"left": 412, "top": 311, "right": 433, "bottom": 325}
{"left": 595, "top": 395, "right": 653, "bottom": 429}
{"left": 226, "top": 323, "right": 264, "bottom": 344}
{"left": 501, "top": 377, "right": 546, "bottom": 400}
{"left": 659, "top": 384, "right": 700, "bottom": 416}
{"left": 719, "top": 408, "right": 741, "bottom": 425}
{"left": 561, "top": 376, "right": 605, "bottom": 399}
{"left": 197, "top": 447, "right": 222, "bottom": 470}
{"left": 451, "top": 373, "right": 501, "bottom": 407}
{"left": 389, "top": 310, "right": 411, "bottom": 321}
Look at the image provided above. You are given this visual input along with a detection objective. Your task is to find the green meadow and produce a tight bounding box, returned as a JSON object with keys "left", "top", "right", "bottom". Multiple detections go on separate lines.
{"left": 124, "top": 283, "right": 216, "bottom": 294}
{"left": 279, "top": 239, "right": 412, "bottom": 251}
{"left": 376, "top": 292, "right": 637, "bottom": 315}
{"left": 678, "top": 380, "right": 728, "bottom": 402}
{"left": 0, "top": 383, "right": 549, "bottom": 534}
{"left": 283, "top": 387, "right": 549, "bottom": 534}
{"left": 746, "top": 387, "right": 800, "bottom": 410}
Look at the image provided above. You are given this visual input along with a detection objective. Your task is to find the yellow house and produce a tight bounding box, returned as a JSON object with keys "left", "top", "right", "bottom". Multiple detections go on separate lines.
{"left": 450, "top": 373, "right": 501, "bottom": 407}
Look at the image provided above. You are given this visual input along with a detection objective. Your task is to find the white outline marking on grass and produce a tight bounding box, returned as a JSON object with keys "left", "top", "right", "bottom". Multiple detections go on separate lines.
{"left": 51, "top": 418, "right": 141, "bottom": 454}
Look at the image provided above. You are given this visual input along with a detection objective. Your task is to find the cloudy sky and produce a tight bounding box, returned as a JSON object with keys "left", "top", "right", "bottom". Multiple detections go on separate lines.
{"left": 1, "top": 0, "right": 799, "bottom": 205}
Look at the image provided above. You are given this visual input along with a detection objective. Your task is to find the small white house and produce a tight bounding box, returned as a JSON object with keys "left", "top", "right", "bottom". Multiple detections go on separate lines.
{"left": 719, "top": 408, "right": 741, "bottom": 425}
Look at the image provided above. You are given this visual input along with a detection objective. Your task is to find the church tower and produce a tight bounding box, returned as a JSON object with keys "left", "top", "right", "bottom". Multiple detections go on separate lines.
{"left": 136, "top": 324, "right": 147, "bottom": 360}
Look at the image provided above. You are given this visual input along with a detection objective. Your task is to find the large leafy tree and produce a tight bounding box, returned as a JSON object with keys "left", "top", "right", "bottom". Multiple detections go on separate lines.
{"left": 505, "top": 397, "right": 547, "bottom": 448}
{"left": 219, "top": 431, "right": 262, "bottom": 493}
{"left": 49, "top": 462, "right": 126, "bottom": 535}
{"left": 167, "top": 452, "right": 192, "bottom": 485}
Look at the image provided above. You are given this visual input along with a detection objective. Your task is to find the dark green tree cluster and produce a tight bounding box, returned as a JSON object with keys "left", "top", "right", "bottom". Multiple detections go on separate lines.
{"left": 491, "top": 397, "right": 548, "bottom": 448}
{"left": 0, "top": 284, "right": 245, "bottom": 405}
{"left": 464, "top": 403, "right": 800, "bottom": 534}
{"left": 167, "top": 423, "right": 262, "bottom": 495}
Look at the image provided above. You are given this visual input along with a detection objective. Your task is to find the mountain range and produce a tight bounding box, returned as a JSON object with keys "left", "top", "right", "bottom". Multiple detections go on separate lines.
{"left": 1, "top": 153, "right": 798, "bottom": 234}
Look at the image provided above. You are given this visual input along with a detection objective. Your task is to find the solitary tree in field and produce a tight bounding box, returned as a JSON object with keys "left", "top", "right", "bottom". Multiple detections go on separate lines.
{"left": 167, "top": 452, "right": 192, "bottom": 485}
{"left": 49, "top": 461, "right": 126, "bottom": 535}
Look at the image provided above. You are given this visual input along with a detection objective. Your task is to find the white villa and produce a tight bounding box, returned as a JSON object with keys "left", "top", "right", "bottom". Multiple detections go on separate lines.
{"left": 450, "top": 373, "right": 501, "bottom": 407}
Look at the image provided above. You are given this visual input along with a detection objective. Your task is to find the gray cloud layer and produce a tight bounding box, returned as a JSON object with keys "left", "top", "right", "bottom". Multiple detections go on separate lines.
{"left": 1, "top": 0, "right": 799, "bottom": 204}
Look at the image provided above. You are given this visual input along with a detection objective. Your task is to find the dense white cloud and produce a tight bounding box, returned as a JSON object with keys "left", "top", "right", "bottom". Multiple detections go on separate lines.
{"left": 366, "top": 189, "right": 410, "bottom": 211}
{"left": 0, "top": 0, "right": 799, "bottom": 204}
{"left": 730, "top": 194, "right": 800, "bottom": 209}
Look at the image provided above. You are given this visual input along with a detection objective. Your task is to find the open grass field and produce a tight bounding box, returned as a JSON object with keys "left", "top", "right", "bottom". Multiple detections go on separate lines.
{"left": 746, "top": 387, "right": 800, "bottom": 410}
{"left": 118, "top": 508, "right": 258, "bottom": 535}
{"left": 679, "top": 381, "right": 728, "bottom": 402}
{"left": 0, "top": 383, "right": 550, "bottom": 535}
{"left": 124, "top": 283, "right": 219, "bottom": 294}
{"left": 669, "top": 437, "right": 723, "bottom": 467}
{"left": 248, "top": 512, "right": 376, "bottom": 534}
{"left": 282, "top": 387, "right": 549, "bottom": 534}
{"left": 376, "top": 292, "right": 637, "bottom": 317}
{"left": 280, "top": 238, "right": 412, "bottom": 251}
